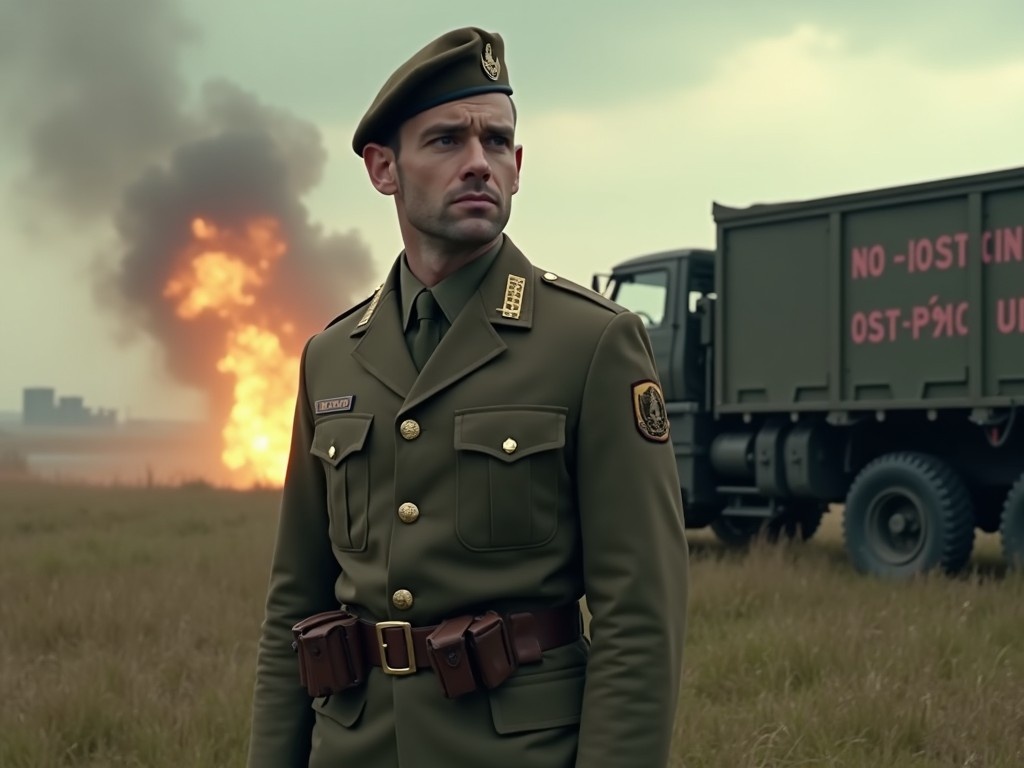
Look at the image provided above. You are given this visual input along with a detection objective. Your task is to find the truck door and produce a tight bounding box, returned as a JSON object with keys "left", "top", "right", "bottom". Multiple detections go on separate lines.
{"left": 685, "top": 256, "right": 716, "bottom": 409}
{"left": 608, "top": 261, "right": 679, "bottom": 400}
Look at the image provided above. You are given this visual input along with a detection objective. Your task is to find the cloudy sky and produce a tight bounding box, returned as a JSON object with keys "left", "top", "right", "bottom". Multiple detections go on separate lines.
{"left": 1, "top": 0, "right": 1022, "bottom": 422}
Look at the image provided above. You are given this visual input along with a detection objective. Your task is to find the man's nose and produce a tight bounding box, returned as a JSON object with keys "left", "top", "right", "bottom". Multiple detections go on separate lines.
{"left": 460, "top": 138, "right": 491, "bottom": 180}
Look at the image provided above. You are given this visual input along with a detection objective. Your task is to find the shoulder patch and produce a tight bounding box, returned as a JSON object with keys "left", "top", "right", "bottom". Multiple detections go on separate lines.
{"left": 632, "top": 379, "right": 670, "bottom": 443}
{"left": 536, "top": 269, "right": 623, "bottom": 313}
{"left": 323, "top": 286, "right": 378, "bottom": 330}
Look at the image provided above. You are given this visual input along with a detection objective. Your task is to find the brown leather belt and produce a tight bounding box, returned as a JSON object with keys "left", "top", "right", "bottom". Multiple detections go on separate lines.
{"left": 359, "top": 603, "right": 582, "bottom": 674}
{"left": 292, "top": 603, "right": 582, "bottom": 700}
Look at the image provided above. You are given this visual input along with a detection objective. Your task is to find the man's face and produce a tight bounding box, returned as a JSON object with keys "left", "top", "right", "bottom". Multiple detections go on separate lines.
{"left": 388, "top": 93, "right": 522, "bottom": 249}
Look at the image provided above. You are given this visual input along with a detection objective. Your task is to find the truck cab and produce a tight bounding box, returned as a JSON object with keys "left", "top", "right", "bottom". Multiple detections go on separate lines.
{"left": 594, "top": 249, "right": 724, "bottom": 527}
{"left": 594, "top": 249, "right": 715, "bottom": 404}
{"left": 595, "top": 247, "right": 831, "bottom": 543}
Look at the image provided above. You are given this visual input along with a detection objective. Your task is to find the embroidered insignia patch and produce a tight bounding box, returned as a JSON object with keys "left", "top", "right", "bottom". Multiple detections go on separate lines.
{"left": 481, "top": 43, "right": 501, "bottom": 81}
{"left": 357, "top": 284, "right": 384, "bottom": 327}
{"left": 632, "top": 380, "right": 669, "bottom": 443}
{"left": 499, "top": 274, "right": 526, "bottom": 319}
{"left": 315, "top": 396, "right": 355, "bottom": 415}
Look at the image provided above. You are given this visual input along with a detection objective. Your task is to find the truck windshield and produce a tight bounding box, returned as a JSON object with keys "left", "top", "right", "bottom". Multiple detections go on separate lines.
{"left": 608, "top": 269, "right": 668, "bottom": 328}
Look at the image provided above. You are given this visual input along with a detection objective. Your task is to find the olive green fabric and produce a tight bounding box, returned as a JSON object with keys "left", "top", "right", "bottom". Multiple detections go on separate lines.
{"left": 351, "top": 26, "right": 513, "bottom": 155}
{"left": 399, "top": 237, "right": 502, "bottom": 356}
{"left": 246, "top": 237, "right": 690, "bottom": 768}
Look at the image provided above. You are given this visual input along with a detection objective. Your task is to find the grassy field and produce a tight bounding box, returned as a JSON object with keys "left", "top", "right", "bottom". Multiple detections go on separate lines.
{"left": 1, "top": 482, "right": 1022, "bottom": 767}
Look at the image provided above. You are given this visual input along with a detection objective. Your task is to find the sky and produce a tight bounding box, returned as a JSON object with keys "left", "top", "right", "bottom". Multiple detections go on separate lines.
{"left": 1, "top": 0, "right": 1023, "bottom": 423}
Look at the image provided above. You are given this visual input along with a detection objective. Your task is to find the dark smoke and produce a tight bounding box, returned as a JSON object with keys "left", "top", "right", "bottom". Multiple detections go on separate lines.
{"left": 103, "top": 79, "right": 375, "bottom": 413}
{"left": 0, "top": 0, "right": 376, "bottom": 418}
{"left": 0, "top": 0, "right": 198, "bottom": 223}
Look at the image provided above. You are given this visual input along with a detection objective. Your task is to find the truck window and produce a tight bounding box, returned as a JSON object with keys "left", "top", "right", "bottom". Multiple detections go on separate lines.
{"left": 611, "top": 270, "right": 668, "bottom": 328}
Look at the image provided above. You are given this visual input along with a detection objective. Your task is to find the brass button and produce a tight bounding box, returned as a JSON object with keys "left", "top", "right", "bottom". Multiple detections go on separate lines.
{"left": 399, "top": 419, "right": 421, "bottom": 440}
{"left": 327, "top": 444, "right": 336, "bottom": 459}
{"left": 392, "top": 589, "right": 414, "bottom": 610}
{"left": 398, "top": 502, "right": 420, "bottom": 523}
{"left": 502, "top": 438, "right": 517, "bottom": 454}
{"left": 543, "top": 272, "right": 558, "bottom": 281}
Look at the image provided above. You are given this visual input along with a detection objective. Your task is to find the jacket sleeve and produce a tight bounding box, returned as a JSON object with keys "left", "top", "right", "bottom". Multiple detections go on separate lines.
{"left": 573, "top": 310, "right": 690, "bottom": 767}
{"left": 247, "top": 339, "right": 342, "bottom": 768}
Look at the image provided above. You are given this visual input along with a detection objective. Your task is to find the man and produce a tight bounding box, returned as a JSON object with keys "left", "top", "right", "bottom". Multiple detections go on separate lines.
{"left": 247, "top": 26, "right": 689, "bottom": 768}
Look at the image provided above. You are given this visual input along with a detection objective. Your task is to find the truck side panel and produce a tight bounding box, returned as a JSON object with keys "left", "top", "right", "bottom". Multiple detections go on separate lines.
{"left": 714, "top": 167, "right": 1024, "bottom": 413}
{"left": 984, "top": 187, "right": 1024, "bottom": 398}
{"left": 842, "top": 196, "right": 971, "bottom": 403}
{"left": 717, "top": 218, "right": 831, "bottom": 407}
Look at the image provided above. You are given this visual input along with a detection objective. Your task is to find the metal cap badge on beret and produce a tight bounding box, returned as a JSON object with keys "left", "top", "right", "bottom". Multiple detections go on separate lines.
{"left": 351, "top": 27, "right": 513, "bottom": 156}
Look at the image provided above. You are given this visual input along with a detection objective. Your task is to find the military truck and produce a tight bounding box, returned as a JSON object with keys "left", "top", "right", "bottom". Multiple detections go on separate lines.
{"left": 594, "top": 165, "right": 1024, "bottom": 579}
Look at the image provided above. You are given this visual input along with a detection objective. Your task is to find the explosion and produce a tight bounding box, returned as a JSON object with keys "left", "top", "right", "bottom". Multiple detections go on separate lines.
{"left": 164, "top": 216, "right": 298, "bottom": 487}
{"left": 1, "top": 0, "right": 377, "bottom": 489}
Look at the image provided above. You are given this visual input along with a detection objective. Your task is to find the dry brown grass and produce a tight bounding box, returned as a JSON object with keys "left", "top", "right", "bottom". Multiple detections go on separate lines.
{"left": 1, "top": 483, "right": 1022, "bottom": 767}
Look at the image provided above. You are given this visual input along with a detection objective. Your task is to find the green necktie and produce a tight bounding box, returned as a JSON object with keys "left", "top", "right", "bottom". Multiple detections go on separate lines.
{"left": 410, "top": 289, "right": 442, "bottom": 370}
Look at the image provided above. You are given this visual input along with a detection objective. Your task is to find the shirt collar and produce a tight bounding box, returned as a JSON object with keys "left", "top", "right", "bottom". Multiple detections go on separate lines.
{"left": 400, "top": 236, "right": 504, "bottom": 330}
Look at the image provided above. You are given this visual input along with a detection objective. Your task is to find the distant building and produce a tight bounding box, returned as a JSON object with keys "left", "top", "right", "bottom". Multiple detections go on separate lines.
{"left": 23, "top": 388, "right": 56, "bottom": 425}
{"left": 22, "top": 387, "right": 117, "bottom": 427}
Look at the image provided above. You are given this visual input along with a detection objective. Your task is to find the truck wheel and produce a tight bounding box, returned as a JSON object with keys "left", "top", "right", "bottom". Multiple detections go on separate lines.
{"left": 1000, "top": 476, "right": 1024, "bottom": 569}
{"left": 843, "top": 452, "right": 974, "bottom": 578}
{"left": 710, "top": 515, "right": 764, "bottom": 547}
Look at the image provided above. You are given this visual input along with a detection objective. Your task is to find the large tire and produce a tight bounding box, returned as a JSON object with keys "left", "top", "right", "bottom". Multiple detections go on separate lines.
{"left": 843, "top": 452, "right": 974, "bottom": 579}
{"left": 1000, "top": 476, "right": 1024, "bottom": 569}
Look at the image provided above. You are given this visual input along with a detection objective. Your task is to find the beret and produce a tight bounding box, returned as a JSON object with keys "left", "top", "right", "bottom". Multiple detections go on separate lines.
{"left": 352, "top": 27, "right": 513, "bottom": 155}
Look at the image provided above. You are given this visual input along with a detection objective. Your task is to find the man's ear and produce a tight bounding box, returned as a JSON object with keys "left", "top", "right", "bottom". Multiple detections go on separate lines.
{"left": 363, "top": 143, "right": 398, "bottom": 195}
{"left": 511, "top": 144, "right": 523, "bottom": 195}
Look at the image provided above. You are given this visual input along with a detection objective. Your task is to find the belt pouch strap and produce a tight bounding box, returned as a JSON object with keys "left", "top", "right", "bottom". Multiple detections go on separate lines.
{"left": 425, "top": 615, "right": 477, "bottom": 699}
{"left": 468, "top": 611, "right": 519, "bottom": 689}
{"left": 509, "top": 612, "right": 542, "bottom": 664}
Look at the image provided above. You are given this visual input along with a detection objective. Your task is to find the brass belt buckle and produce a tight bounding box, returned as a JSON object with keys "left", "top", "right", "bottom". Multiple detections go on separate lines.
{"left": 375, "top": 621, "right": 417, "bottom": 675}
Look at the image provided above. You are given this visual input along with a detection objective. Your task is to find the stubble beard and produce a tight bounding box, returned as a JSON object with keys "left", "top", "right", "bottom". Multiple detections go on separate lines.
{"left": 409, "top": 197, "right": 509, "bottom": 254}
{"left": 396, "top": 166, "right": 510, "bottom": 255}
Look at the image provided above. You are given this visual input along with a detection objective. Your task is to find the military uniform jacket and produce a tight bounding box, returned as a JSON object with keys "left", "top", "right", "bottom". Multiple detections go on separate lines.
{"left": 247, "top": 237, "right": 689, "bottom": 768}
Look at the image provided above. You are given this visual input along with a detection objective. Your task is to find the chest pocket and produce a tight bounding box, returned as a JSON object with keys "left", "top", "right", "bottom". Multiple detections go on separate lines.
{"left": 310, "top": 413, "right": 373, "bottom": 552}
{"left": 453, "top": 405, "right": 567, "bottom": 551}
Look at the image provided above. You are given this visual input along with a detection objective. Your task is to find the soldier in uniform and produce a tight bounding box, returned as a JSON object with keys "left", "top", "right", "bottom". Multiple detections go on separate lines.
{"left": 246, "top": 26, "right": 689, "bottom": 768}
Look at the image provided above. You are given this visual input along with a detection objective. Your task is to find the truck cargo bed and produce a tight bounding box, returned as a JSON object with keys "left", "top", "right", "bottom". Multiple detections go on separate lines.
{"left": 712, "top": 166, "right": 1024, "bottom": 414}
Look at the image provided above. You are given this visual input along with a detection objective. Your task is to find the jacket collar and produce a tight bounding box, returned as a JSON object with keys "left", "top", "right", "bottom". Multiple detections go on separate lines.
{"left": 348, "top": 236, "right": 536, "bottom": 405}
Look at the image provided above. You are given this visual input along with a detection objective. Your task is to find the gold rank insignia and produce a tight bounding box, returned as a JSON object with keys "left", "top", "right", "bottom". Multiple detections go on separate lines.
{"left": 632, "top": 380, "right": 670, "bottom": 443}
{"left": 481, "top": 43, "right": 501, "bottom": 81}
{"left": 498, "top": 274, "right": 526, "bottom": 319}
{"left": 357, "top": 284, "right": 384, "bottom": 327}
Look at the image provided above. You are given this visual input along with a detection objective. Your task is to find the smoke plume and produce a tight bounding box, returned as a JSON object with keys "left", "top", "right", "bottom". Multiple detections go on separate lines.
{"left": 0, "top": 0, "right": 376, "bottom": 419}
{"left": 0, "top": 0, "right": 198, "bottom": 222}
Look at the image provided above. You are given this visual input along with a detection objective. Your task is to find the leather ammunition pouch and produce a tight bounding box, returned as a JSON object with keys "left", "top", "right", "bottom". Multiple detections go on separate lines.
{"left": 291, "top": 609, "right": 365, "bottom": 697}
{"left": 291, "top": 603, "right": 581, "bottom": 700}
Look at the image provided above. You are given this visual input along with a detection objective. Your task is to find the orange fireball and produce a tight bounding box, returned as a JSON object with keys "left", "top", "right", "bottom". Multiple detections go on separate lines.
{"left": 164, "top": 216, "right": 297, "bottom": 488}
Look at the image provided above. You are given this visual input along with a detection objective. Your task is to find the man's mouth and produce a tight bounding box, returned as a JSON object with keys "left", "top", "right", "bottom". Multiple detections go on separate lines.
{"left": 452, "top": 193, "right": 497, "bottom": 205}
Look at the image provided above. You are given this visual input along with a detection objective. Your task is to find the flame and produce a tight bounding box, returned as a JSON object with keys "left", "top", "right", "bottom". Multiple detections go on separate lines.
{"left": 164, "top": 216, "right": 297, "bottom": 487}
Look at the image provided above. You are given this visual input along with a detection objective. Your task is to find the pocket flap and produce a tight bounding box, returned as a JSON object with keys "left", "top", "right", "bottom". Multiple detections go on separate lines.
{"left": 454, "top": 406, "right": 567, "bottom": 463}
{"left": 311, "top": 688, "right": 367, "bottom": 729}
{"left": 310, "top": 414, "right": 373, "bottom": 467}
{"left": 488, "top": 664, "right": 585, "bottom": 734}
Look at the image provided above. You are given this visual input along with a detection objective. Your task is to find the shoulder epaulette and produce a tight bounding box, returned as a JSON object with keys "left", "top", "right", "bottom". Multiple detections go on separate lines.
{"left": 323, "top": 287, "right": 378, "bottom": 330}
{"left": 536, "top": 269, "right": 623, "bottom": 313}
